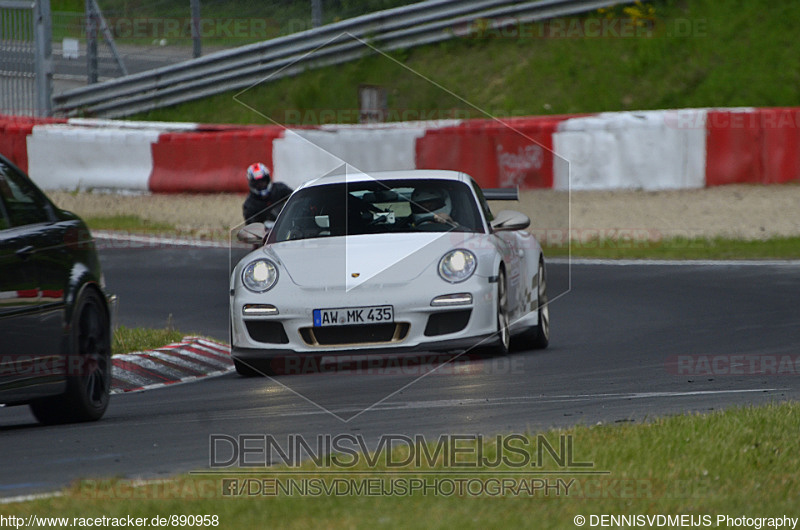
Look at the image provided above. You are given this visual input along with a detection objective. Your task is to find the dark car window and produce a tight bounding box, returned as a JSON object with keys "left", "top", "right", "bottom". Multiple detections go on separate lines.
{"left": 0, "top": 161, "right": 52, "bottom": 227}
{"left": 470, "top": 179, "right": 494, "bottom": 225}
{"left": 269, "top": 179, "right": 485, "bottom": 243}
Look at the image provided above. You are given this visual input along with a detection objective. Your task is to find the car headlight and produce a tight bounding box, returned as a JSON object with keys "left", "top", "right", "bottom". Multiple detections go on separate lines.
{"left": 242, "top": 259, "right": 279, "bottom": 292}
{"left": 438, "top": 249, "right": 476, "bottom": 283}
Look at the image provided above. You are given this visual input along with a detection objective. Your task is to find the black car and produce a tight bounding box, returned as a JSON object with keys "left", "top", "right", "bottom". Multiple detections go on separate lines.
{"left": 0, "top": 153, "right": 113, "bottom": 424}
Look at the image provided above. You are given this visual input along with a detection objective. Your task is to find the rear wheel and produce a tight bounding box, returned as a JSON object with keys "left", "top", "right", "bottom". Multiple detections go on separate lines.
{"left": 30, "top": 288, "right": 111, "bottom": 424}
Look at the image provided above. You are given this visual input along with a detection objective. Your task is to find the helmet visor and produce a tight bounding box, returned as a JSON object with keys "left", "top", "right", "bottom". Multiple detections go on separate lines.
{"left": 251, "top": 177, "right": 271, "bottom": 191}
{"left": 411, "top": 196, "right": 445, "bottom": 214}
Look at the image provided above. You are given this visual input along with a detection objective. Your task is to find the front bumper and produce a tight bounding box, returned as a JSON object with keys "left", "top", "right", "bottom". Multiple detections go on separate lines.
{"left": 232, "top": 333, "right": 498, "bottom": 360}
{"left": 231, "top": 273, "right": 499, "bottom": 359}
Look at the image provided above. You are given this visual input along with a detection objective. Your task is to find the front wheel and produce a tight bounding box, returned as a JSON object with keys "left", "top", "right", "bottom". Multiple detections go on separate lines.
{"left": 494, "top": 268, "right": 510, "bottom": 355}
{"left": 530, "top": 260, "right": 550, "bottom": 349}
{"left": 512, "top": 259, "right": 550, "bottom": 351}
{"left": 30, "top": 288, "right": 111, "bottom": 424}
{"left": 233, "top": 359, "right": 263, "bottom": 377}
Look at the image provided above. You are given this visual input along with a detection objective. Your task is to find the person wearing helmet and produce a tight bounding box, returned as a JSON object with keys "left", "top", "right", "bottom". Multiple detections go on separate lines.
{"left": 242, "top": 162, "right": 293, "bottom": 224}
{"left": 410, "top": 186, "right": 455, "bottom": 226}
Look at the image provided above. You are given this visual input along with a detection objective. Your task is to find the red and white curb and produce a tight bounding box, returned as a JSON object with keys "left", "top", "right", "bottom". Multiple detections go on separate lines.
{"left": 111, "top": 336, "right": 232, "bottom": 394}
{"left": 92, "top": 231, "right": 250, "bottom": 249}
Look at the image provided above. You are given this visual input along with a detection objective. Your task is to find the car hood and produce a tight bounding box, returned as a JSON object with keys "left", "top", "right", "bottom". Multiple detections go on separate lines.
{"left": 265, "top": 232, "right": 483, "bottom": 290}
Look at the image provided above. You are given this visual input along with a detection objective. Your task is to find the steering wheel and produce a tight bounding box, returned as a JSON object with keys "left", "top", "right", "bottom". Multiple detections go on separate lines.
{"left": 414, "top": 219, "right": 449, "bottom": 231}
{"left": 285, "top": 227, "right": 304, "bottom": 240}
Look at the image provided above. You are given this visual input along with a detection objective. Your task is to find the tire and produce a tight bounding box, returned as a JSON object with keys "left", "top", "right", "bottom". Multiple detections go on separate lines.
{"left": 30, "top": 288, "right": 111, "bottom": 424}
{"left": 233, "top": 359, "right": 263, "bottom": 377}
{"left": 529, "top": 260, "right": 550, "bottom": 349}
{"left": 494, "top": 268, "right": 511, "bottom": 356}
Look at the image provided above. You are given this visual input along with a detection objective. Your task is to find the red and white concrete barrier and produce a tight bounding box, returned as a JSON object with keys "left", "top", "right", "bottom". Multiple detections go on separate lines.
{"left": 705, "top": 108, "right": 800, "bottom": 186}
{"left": 272, "top": 121, "right": 458, "bottom": 190}
{"left": 2, "top": 107, "right": 799, "bottom": 192}
{"left": 27, "top": 123, "right": 165, "bottom": 191}
{"left": 149, "top": 126, "right": 283, "bottom": 193}
{"left": 552, "top": 109, "right": 709, "bottom": 190}
{"left": 0, "top": 115, "right": 66, "bottom": 174}
{"left": 415, "top": 116, "right": 569, "bottom": 189}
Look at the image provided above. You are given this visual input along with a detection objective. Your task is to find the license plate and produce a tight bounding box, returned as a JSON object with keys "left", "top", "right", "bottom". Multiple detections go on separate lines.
{"left": 313, "top": 305, "right": 394, "bottom": 327}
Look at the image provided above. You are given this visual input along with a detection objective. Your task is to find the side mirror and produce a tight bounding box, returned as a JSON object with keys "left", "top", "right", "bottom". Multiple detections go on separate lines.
{"left": 490, "top": 210, "right": 530, "bottom": 232}
{"left": 237, "top": 223, "right": 267, "bottom": 245}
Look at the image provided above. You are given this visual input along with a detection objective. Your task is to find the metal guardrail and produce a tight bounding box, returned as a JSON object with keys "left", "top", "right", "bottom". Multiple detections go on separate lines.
{"left": 53, "top": 0, "right": 631, "bottom": 118}
{"left": 1, "top": 0, "right": 52, "bottom": 116}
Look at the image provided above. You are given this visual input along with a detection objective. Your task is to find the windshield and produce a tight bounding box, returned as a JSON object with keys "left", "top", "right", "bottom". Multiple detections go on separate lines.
{"left": 268, "top": 179, "right": 484, "bottom": 243}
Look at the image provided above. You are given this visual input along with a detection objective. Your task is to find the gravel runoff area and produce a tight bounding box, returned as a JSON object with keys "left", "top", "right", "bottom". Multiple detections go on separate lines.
{"left": 48, "top": 184, "right": 800, "bottom": 242}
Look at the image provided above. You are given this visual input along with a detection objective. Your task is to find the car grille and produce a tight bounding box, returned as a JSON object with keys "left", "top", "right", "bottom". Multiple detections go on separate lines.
{"left": 245, "top": 321, "right": 290, "bottom": 344}
{"left": 299, "top": 323, "right": 410, "bottom": 346}
{"left": 424, "top": 309, "right": 472, "bottom": 336}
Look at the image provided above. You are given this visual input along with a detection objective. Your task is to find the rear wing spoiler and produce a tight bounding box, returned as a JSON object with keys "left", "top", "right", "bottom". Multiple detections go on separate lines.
{"left": 482, "top": 188, "right": 519, "bottom": 201}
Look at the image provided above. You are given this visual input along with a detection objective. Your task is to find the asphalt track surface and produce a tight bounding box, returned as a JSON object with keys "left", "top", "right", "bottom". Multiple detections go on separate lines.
{"left": 1, "top": 245, "right": 798, "bottom": 498}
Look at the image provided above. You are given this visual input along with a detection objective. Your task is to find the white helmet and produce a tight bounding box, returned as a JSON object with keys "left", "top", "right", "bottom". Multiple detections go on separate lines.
{"left": 410, "top": 187, "right": 451, "bottom": 223}
{"left": 247, "top": 162, "right": 273, "bottom": 198}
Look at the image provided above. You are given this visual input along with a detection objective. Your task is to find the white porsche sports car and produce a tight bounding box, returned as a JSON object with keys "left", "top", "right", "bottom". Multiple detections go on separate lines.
{"left": 230, "top": 170, "right": 549, "bottom": 376}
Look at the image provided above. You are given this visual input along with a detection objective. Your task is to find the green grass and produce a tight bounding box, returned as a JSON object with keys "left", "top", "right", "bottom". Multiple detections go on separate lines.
{"left": 128, "top": 0, "right": 800, "bottom": 124}
{"left": 86, "top": 211, "right": 800, "bottom": 259}
{"left": 112, "top": 324, "right": 185, "bottom": 355}
{"left": 3, "top": 402, "right": 797, "bottom": 528}
{"left": 85, "top": 215, "right": 175, "bottom": 233}
{"left": 544, "top": 235, "right": 800, "bottom": 260}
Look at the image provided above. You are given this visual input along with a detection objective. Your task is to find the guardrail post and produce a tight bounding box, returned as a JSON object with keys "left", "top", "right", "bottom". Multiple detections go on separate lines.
{"left": 311, "top": 0, "right": 322, "bottom": 28}
{"left": 191, "top": 0, "right": 202, "bottom": 58}
{"left": 34, "top": 0, "right": 53, "bottom": 116}
{"left": 85, "top": 0, "right": 97, "bottom": 84}
{"left": 91, "top": 0, "right": 128, "bottom": 76}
